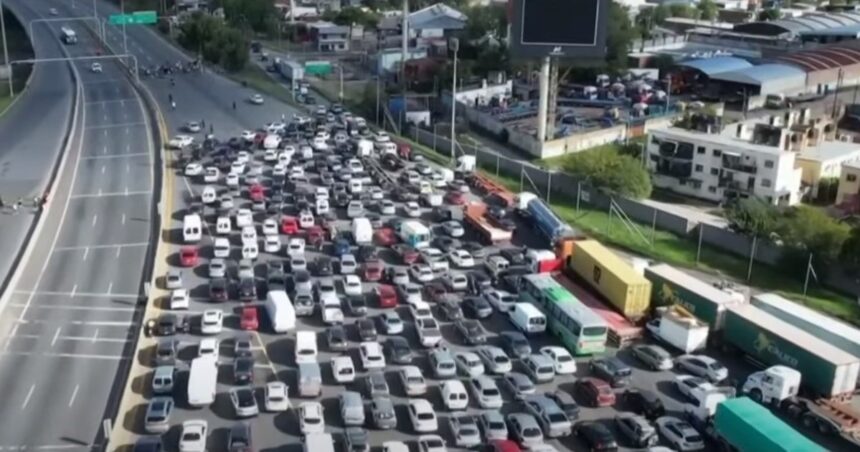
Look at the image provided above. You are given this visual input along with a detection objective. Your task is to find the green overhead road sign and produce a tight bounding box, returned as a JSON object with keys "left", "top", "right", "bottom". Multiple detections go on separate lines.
{"left": 108, "top": 10, "right": 157, "bottom": 25}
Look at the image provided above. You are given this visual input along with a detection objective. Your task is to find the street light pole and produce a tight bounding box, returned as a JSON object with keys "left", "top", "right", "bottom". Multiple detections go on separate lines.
{"left": 375, "top": 75, "right": 381, "bottom": 126}
{"left": 449, "top": 37, "right": 459, "bottom": 165}
{"left": 0, "top": 0, "right": 11, "bottom": 97}
{"left": 339, "top": 65, "right": 343, "bottom": 103}
{"left": 121, "top": 0, "right": 128, "bottom": 54}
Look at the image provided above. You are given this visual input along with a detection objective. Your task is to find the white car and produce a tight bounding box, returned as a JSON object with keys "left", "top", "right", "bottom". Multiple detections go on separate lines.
{"left": 675, "top": 354, "right": 729, "bottom": 383}
{"left": 477, "top": 346, "right": 513, "bottom": 374}
{"left": 184, "top": 163, "right": 203, "bottom": 176}
{"left": 287, "top": 237, "right": 305, "bottom": 257}
{"left": 441, "top": 221, "right": 465, "bottom": 238}
{"left": 299, "top": 402, "right": 325, "bottom": 435}
{"left": 399, "top": 366, "right": 428, "bottom": 396}
{"left": 169, "top": 135, "right": 194, "bottom": 149}
{"left": 656, "top": 416, "right": 705, "bottom": 451}
{"left": 407, "top": 398, "right": 438, "bottom": 433}
{"left": 343, "top": 275, "right": 362, "bottom": 296}
{"left": 448, "top": 250, "right": 475, "bottom": 268}
{"left": 241, "top": 130, "right": 256, "bottom": 142}
{"left": 203, "top": 167, "right": 219, "bottom": 183}
{"left": 264, "top": 149, "right": 278, "bottom": 162}
{"left": 264, "top": 235, "right": 281, "bottom": 253}
{"left": 262, "top": 218, "right": 278, "bottom": 236}
{"left": 380, "top": 311, "right": 404, "bottom": 334}
{"left": 264, "top": 381, "right": 290, "bottom": 412}
{"left": 332, "top": 355, "right": 356, "bottom": 383}
{"left": 443, "top": 272, "right": 468, "bottom": 291}
{"left": 226, "top": 173, "right": 240, "bottom": 187}
{"left": 249, "top": 93, "right": 264, "bottom": 105}
{"left": 169, "top": 289, "right": 189, "bottom": 310}
{"left": 242, "top": 243, "right": 259, "bottom": 260}
{"left": 201, "top": 186, "right": 217, "bottom": 204}
{"left": 379, "top": 199, "right": 396, "bottom": 215}
{"left": 230, "top": 161, "right": 245, "bottom": 175}
{"left": 409, "top": 301, "right": 434, "bottom": 321}
{"left": 236, "top": 209, "right": 254, "bottom": 228}
{"left": 448, "top": 415, "right": 481, "bottom": 448}
{"left": 404, "top": 202, "right": 421, "bottom": 218}
{"left": 418, "top": 434, "right": 448, "bottom": 452}
{"left": 483, "top": 289, "right": 518, "bottom": 312}
{"left": 415, "top": 318, "right": 443, "bottom": 348}
{"left": 359, "top": 342, "right": 386, "bottom": 370}
{"left": 468, "top": 375, "right": 503, "bottom": 409}
{"left": 540, "top": 346, "right": 578, "bottom": 375}
{"left": 220, "top": 195, "right": 234, "bottom": 210}
{"left": 454, "top": 351, "right": 485, "bottom": 377}
{"left": 340, "top": 254, "right": 358, "bottom": 275}
{"left": 199, "top": 310, "right": 223, "bottom": 335}
{"left": 208, "top": 258, "right": 226, "bottom": 278}
{"left": 197, "top": 338, "right": 219, "bottom": 358}
{"left": 240, "top": 226, "right": 257, "bottom": 246}
{"left": 185, "top": 121, "right": 201, "bottom": 133}
{"left": 409, "top": 264, "right": 434, "bottom": 283}
{"left": 322, "top": 305, "right": 344, "bottom": 325}
{"left": 674, "top": 375, "right": 716, "bottom": 402}
{"left": 178, "top": 420, "right": 208, "bottom": 452}
{"left": 266, "top": 121, "right": 286, "bottom": 133}
{"left": 213, "top": 237, "right": 230, "bottom": 258}
{"left": 216, "top": 217, "right": 231, "bottom": 235}
{"left": 90, "top": 62, "right": 103, "bottom": 73}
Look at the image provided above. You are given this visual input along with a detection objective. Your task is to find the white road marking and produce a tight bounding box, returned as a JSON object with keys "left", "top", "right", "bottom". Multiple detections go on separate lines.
{"left": 15, "top": 319, "right": 133, "bottom": 327}
{"left": 92, "top": 329, "right": 99, "bottom": 343}
{"left": 70, "top": 190, "right": 151, "bottom": 199}
{"left": 51, "top": 327, "right": 61, "bottom": 347}
{"left": 21, "top": 384, "right": 35, "bottom": 409}
{"left": 1, "top": 351, "right": 130, "bottom": 361}
{"left": 8, "top": 304, "right": 138, "bottom": 312}
{"left": 124, "top": 187, "right": 129, "bottom": 195}
{"left": 12, "top": 290, "right": 139, "bottom": 299}
{"left": 126, "top": 144, "right": 131, "bottom": 152}
{"left": 85, "top": 98, "right": 137, "bottom": 105}
{"left": 121, "top": 214, "right": 127, "bottom": 225}
{"left": 82, "top": 153, "right": 149, "bottom": 160}
{"left": 116, "top": 246, "right": 122, "bottom": 258}
{"left": 54, "top": 242, "right": 149, "bottom": 251}
{"left": 68, "top": 384, "right": 79, "bottom": 407}
{"left": 101, "top": 165, "right": 105, "bottom": 174}
{"left": 107, "top": 282, "right": 113, "bottom": 294}
{"left": 82, "top": 247, "right": 89, "bottom": 261}
{"left": 125, "top": 127, "right": 129, "bottom": 135}
{"left": 85, "top": 121, "right": 145, "bottom": 130}
{"left": 102, "top": 145, "right": 107, "bottom": 154}
{"left": 70, "top": 285, "right": 77, "bottom": 298}
{"left": 91, "top": 215, "right": 98, "bottom": 227}
{"left": 103, "top": 129, "right": 107, "bottom": 136}
{"left": 126, "top": 163, "right": 130, "bottom": 173}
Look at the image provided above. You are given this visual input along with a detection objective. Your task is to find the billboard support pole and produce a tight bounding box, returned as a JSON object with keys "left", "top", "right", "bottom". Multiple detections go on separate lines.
{"left": 536, "top": 56, "right": 550, "bottom": 143}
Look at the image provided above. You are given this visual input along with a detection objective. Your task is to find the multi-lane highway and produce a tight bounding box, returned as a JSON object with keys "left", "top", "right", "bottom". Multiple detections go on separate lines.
{"left": 0, "top": 0, "right": 154, "bottom": 448}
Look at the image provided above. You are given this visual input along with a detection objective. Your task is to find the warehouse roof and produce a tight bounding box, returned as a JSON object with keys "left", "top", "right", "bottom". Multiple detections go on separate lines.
{"left": 677, "top": 56, "right": 753, "bottom": 76}
{"left": 775, "top": 42, "right": 860, "bottom": 71}
{"left": 734, "top": 11, "right": 860, "bottom": 35}
{"left": 710, "top": 64, "right": 806, "bottom": 87}
{"left": 797, "top": 140, "right": 860, "bottom": 162}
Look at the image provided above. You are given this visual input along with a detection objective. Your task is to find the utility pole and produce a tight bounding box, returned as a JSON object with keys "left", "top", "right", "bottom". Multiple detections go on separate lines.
{"left": 400, "top": 0, "right": 408, "bottom": 134}
{"left": 536, "top": 56, "right": 550, "bottom": 143}
{"left": 375, "top": 75, "right": 381, "bottom": 126}
{"left": 449, "top": 37, "right": 459, "bottom": 165}
{"left": 338, "top": 65, "right": 344, "bottom": 103}
{"left": 121, "top": 0, "right": 128, "bottom": 54}
{"left": 0, "top": 0, "right": 11, "bottom": 97}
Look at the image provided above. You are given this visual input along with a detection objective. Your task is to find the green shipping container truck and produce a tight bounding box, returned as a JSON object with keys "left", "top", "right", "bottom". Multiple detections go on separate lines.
{"left": 566, "top": 240, "right": 652, "bottom": 320}
{"left": 714, "top": 397, "right": 825, "bottom": 452}
{"left": 644, "top": 264, "right": 746, "bottom": 331}
{"left": 723, "top": 305, "right": 860, "bottom": 398}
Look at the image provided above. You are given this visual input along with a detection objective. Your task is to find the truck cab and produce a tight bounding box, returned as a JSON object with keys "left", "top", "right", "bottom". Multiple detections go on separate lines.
{"left": 742, "top": 365, "right": 801, "bottom": 405}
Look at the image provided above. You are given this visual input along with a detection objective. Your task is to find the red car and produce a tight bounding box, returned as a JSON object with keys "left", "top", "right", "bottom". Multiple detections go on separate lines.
{"left": 374, "top": 228, "right": 397, "bottom": 246}
{"left": 364, "top": 259, "right": 384, "bottom": 282}
{"left": 253, "top": 131, "right": 266, "bottom": 147}
{"left": 393, "top": 244, "right": 419, "bottom": 264}
{"left": 306, "top": 226, "right": 324, "bottom": 249}
{"left": 249, "top": 184, "right": 265, "bottom": 202}
{"left": 281, "top": 216, "right": 299, "bottom": 234}
{"left": 445, "top": 191, "right": 466, "bottom": 205}
{"left": 179, "top": 247, "right": 198, "bottom": 267}
{"left": 240, "top": 306, "right": 259, "bottom": 330}
{"left": 491, "top": 441, "right": 522, "bottom": 452}
{"left": 574, "top": 377, "right": 616, "bottom": 407}
{"left": 375, "top": 284, "right": 397, "bottom": 308}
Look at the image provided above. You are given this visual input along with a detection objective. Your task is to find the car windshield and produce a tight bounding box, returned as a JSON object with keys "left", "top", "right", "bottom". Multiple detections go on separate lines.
{"left": 407, "top": 376, "right": 424, "bottom": 384}
{"left": 548, "top": 413, "right": 567, "bottom": 423}
{"left": 305, "top": 416, "right": 321, "bottom": 424}
{"left": 708, "top": 362, "right": 726, "bottom": 371}
{"left": 494, "top": 355, "right": 509, "bottom": 363}
{"left": 557, "top": 354, "right": 574, "bottom": 362}
{"left": 489, "top": 421, "right": 505, "bottom": 430}
{"left": 523, "top": 427, "right": 541, "bottom": 438}
{"left": 687, "top": 433, "right": 703, "bottom": 442}
{"left": 484, "top": 388, "right": 500, "bottom": 397}
{"left": 417, "top": 413, "right": 434, "bottom": 420}
{"left": 183, "top": 432, "right": 202, "bottom": 441}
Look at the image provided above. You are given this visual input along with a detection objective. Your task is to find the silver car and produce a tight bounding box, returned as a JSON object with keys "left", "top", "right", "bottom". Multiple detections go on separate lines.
{"left": 523, "top": 395, "right": 572, "bottom": 438}
{"left": 477, "top": 346, "right": 512, "bottom": 374}
{"left": 144, "top": 396, "right": 174, "bottom": 433}
{"left": 506, "top": 413, "right": 544, "bottom": 449}
{"left": 371, "top": 396, "right": 397, "bottom": 430}
{"left": 632, "top": 344, "right": 674, "bottom": 371}
{"left": 208, "top": 258, "right": 227, "bottom": 278}
{"left": 448, "top": 414, "right": 481, "bottom": 447}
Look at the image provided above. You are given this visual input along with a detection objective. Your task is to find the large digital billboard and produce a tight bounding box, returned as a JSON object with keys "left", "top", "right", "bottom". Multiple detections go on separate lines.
{"left": 509, "top": 0, "right": 608, "bottom": 59}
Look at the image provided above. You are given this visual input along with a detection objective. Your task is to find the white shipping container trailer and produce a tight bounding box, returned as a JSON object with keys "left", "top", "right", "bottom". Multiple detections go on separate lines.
{"left": 645, "top": 263, "right": 745, "bottom": 331}
{"left": 187, "top": 356, "right": 218, "bottom": 407}
{"left": 752, "top": 293, "right": 860, "bottom": 363}
{"left": 655, "top": 306, "right": 709, "bottom": 353}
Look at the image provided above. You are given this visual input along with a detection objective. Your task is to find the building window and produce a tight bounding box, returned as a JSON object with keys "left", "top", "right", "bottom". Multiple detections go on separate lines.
{"left": 713, "top": 149, "right": 722, "bottom": 157}
{"left": 651, "top": 136, "right": 660, "bottom": 145}
{"left": 695, "top": 164, "right": 703, "bottom": 172}
{"left": 762, "top": 179, "right": 772, "bottom": 188}
{"left": 697, "top": 146, "right": 705, "bottom": 154}
{"left": 710, "top": 168, "right": 719, "bottom": 176}
{"left": 765, "top": 196, "right": 773, "bottom": 203}
{"left": 848, "top": 174, "right": 857, "bottom": 182}
{"left": 708, "top": 186, "right": 717, "bottom": 193}
{"left": 764, "top": 160, "right": 774, "bottom": 168}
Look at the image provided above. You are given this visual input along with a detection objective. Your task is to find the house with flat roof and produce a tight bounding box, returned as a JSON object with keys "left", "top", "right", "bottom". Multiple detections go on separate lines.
{"left": 307, "top": 21, "right": 350, "bottom": 52}
{"left": 378, "top": 3, "right": 466, "bottom": 48}
{"left": 795, "top": 139, "right": 860, "bottom": 197}
{"left": 836, "top": 161, "right": 860, "bottom": 210}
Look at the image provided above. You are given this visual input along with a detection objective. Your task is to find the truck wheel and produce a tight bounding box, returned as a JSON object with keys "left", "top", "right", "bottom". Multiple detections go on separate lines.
{"left": 802, "top": 413, "right": 817, "bottom": 429}
{"left": 749, "top": 389, "right": 763, "bottom": 404}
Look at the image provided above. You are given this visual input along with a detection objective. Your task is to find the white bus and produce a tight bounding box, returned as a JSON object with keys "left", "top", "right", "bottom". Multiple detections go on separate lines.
{"left": 187, "top": 355, "right": 218, "bottom": 407}
{"left": 519, "top": 274, "right": 608, "bottom": 355}
{"left": 266, "top": 290, "right": 296, "bottom": 333}
{"left": 509, "top": 302, "right": 547, "bottom": 334}
{"left": 397, "top": 220, "right": 431, "bottom": 249}
{"left": 60, "top": 26, "right": 77, "bottom": 44}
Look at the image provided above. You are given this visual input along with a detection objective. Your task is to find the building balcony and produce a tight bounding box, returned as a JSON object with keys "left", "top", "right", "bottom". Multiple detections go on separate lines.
{"left": 721, "top": 156, "right": 757, "bottom": 174}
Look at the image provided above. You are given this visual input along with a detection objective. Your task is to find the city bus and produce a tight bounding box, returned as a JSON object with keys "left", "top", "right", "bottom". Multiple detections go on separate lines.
{"left": 60, "top": 26, "right": 77, "bottom": 44}
{"left": 519, "top": 273, "right": 608, "bottom": 355}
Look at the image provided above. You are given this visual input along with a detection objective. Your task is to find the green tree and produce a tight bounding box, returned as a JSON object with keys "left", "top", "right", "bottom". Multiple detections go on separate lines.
{"left": 840, "top": 226, "right": 860, "bottom": 269}
{"left": 606, "top": 2, "right": 636, "bottom": 71}
{"left": 759, "top": 8, "right": 781, "bottom": 21}
{"left": 668, "top": 3, "right": 694, "bottom": 18}
{"left": 651, "top": 54, "right": 676, "bottom": 77}
{"left": 561, "top": 147, "right": 652, "bottom": 199}
{"left": 777, "top": 206, "right": 850, "bottom": 263}
{"left": 697, "top": 0, "right": 718, "bottom": 20}
{"left": 221, "top": 0, "right": 276, "bottom": 34}
{"left": 817, "top": 177, "right": 840, "bottom": 204}
{"left": 724, "top": 197, "right": 780, "bottom": 236}
{"left": 178, "top": 13, "right": 248, "bottom": 72}
{"left": 464, "top": 5, "right": 507, "bottom": 41}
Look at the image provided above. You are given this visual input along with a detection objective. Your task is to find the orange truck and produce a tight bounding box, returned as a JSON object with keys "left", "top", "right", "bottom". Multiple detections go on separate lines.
{"left": 464, "top": 202, "right": 513, "bottom": 245}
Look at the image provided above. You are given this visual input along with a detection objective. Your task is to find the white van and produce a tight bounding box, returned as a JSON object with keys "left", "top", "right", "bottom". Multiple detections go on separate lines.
{"left": 298, "top": 362, "right": 322, "bottom": 397}
{"left": 299, "top": 210, "right": 315, "bottom": 229}
{"left": 441, "top": 380, "right": 469, "bottom": 410}
{"left": 264, "top": 133, "right": 281, "bottom": 150}
{"left": 352, "top": 218, "right": 372, "bottom": 245}
{"left": 303, "top": 433, "right": 335, "bottom": 452}
{"left": 187, "top": 356, "right": 218, "bottom": 407}
{"left": 509, "top": 302, "right": 547, "bottom": 334}
{"left": 183, "top": 214, "right": 202, "bottom": 243}
{"left": 331, "top": 355, "right": 356, "bottom": 383}
{"left": 356, "top": 139, "right": 373, "bottom": 156}
{"left": 265, "top": 290, "right": 296, "bottom": 333}
{"left": 315, "top": 198, "right": 330, "bottom": 216}
{"left": 348, "top": 178, "right": 363, "bottom": 194}
{"left": 295, "top": 331, "right": 318, "bottom": 364}
{"left": 216, "top": 216, "right": 231, "bottom": 235}
{"left": 379, "top": 141, "right": 397, "bottom": 155}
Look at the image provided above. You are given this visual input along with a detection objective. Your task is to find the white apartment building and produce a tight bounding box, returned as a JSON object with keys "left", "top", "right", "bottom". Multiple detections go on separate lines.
{"left": 647, "top": 121, "right": 803, "bottom": 206}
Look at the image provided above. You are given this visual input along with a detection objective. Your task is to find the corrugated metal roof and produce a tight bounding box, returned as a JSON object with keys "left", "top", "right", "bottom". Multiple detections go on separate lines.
{"left": 677, "top": 56, "right": 753, "bottom": 76}
{"left": 775, "top": 41, "right": 860, "bottom": 71}
{"left": 736, "top": 11, "right": 860, "bottom": 35}
{"left": 709, "top": 64, "right": 807, "bottom": 90}
{"left": 574, "top": 240, "right": 650, "bottom": 286}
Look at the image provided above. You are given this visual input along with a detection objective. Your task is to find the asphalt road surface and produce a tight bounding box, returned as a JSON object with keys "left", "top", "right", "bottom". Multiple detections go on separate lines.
{"left": 0, "top": 0, "right": 154, "bottom": 449}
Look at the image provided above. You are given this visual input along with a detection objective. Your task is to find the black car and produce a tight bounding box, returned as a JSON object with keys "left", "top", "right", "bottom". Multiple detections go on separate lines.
{"left": 327, "top": 325, "right": 348, "bottom": 352}
{"left": 209, "top": 278, "right": 229, "bottom": 302}
{"left": 315, "top": 257, "right": 333, "bottom": 276}
{"left": 154, "top": 313, "right": 186, "bottom": 336}
{"left": 356, "top": 318, "right": 378, "bottom": 341}
{"left": 575, "top": 421, "right": 618, "bottom": 452}
{"left": 487, "top": 207, "right": 516, "bottom": 231}
{"left": 347, "top": 295, "right": 368, "bottom": 316}
{"left": 433, "top": 236, "right": 460, "bottom": 253}
{"left": 239, "top": 277, "right": 257, "bottom": 302}
{"left": 335, "top": 192, "right": 350, "bottom": 207}
{"left": 455, "top": 319, "right": 488, "bottom": 345}
{"left": 133, "top": 437, "right": 164, "bottom": 452}
{"left": 438, "top": 298, "right": 464, "bottom": 321}
{"left": 461, "top": 242, "right": 487, "bottom": 259}
{"left": 228, "top": 422, "right": 252, "bottom": 452}
{"left": 499, "top": 331, "right": 531, "bottom": 359}
{"left": 547, "top": 389, "right": 580, "bottom": 420}
{"left": 234, "top": 357, "right": 254, "bottom": 385}
{"left": 385, "top": 336, "right": 413, "bottom": 364}
{"left": 620, "top": 389, "right": 665, "bottom": 420}
{"left": 466, "top": 271, "right": 493, "bottom": 295}
{"left": 590, "top": 357, "right": 632, "bottom": 388}
{"left": 358, "top": 245, "right": 378, "bottom": 263}
{"left": 499, "top": 248, "right": 527, "bottom": 265}
{"left": 267, "top": 270, "right": 287, "bottom": 291}
{"left": 462, "top": 296, "right": 493, "bottom": 319}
